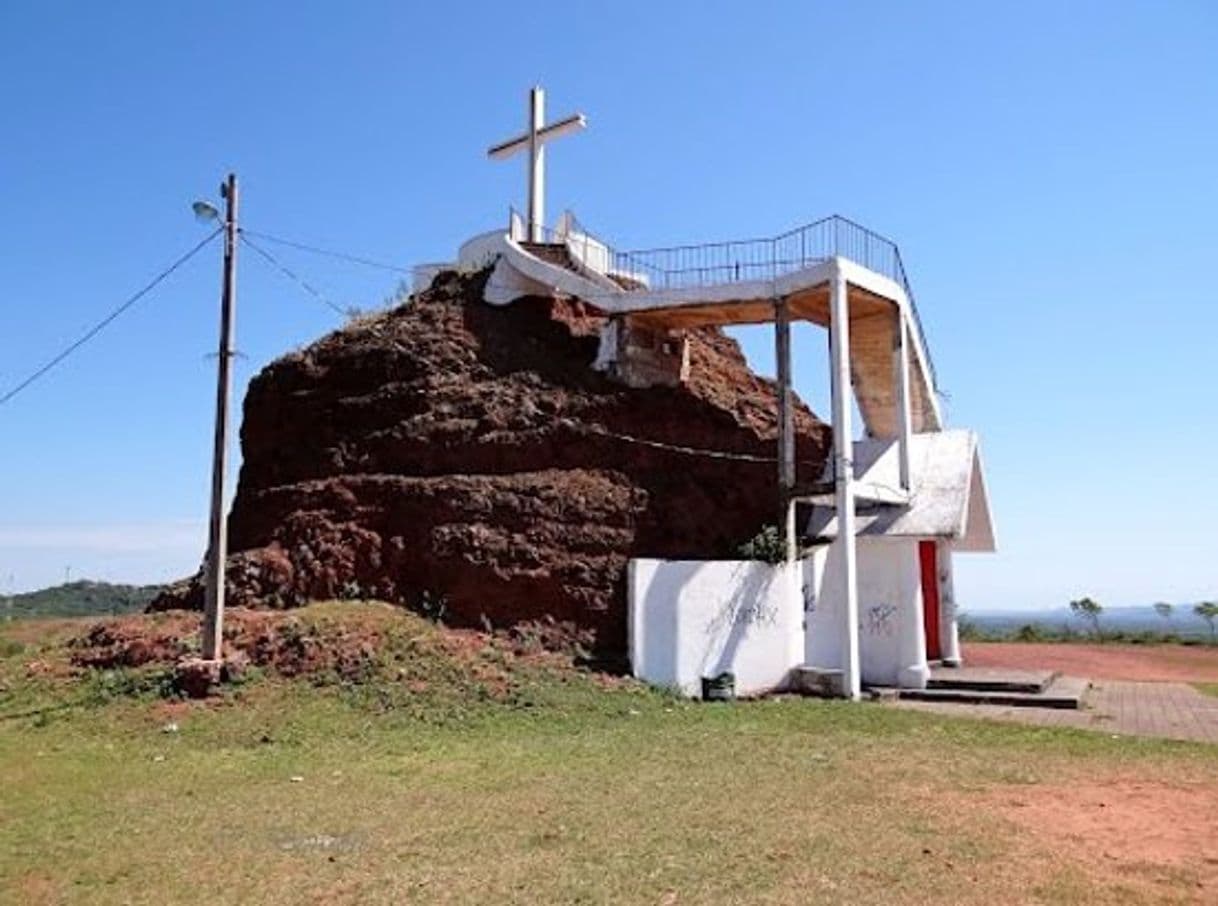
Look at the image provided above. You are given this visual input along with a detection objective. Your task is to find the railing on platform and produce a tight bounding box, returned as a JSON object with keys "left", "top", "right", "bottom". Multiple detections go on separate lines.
{"left": 507, "top": 208, "right": 939, "bottom": 392}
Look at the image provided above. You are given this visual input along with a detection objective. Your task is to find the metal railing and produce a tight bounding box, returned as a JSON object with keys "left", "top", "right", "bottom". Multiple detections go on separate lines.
{"left": 507, "top": 208, "right": 939, "bottom": 392}
{"left": 612, "top": 215, "right": 938, "bottom": 393}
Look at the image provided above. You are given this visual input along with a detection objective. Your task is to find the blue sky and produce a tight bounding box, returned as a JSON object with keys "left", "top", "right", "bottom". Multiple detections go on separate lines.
{"left": 1, "top": 1, "right": 1214, "bottom": 610}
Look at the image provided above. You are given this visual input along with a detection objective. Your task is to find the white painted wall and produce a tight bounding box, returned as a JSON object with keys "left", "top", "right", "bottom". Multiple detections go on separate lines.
{"left": 628, "top": 559, "right": 802, "bottom": 697}
{"left": 802, "top": 544, "right": 837, "bottom": 668}
{"left": 457, "top": 230, "right": 507, "bottom": 272}
{"left": 630, "top": 544, "right": 932, "bottom": 697}
{"left": 803, "top": 538, "right": 930, "bottom": 689}
{"left": 855, "top": 538, "right": 929, "bottom": 688}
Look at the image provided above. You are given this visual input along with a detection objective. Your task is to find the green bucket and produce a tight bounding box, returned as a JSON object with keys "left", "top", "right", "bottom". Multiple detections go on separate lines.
{"left": 701, "top": 672, "right": 736, "bottom": 702}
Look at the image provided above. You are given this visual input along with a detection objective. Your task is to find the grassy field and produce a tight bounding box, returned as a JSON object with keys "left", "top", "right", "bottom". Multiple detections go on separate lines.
{"left": 2, "top": 605, "right": 1215, "bottom": 905}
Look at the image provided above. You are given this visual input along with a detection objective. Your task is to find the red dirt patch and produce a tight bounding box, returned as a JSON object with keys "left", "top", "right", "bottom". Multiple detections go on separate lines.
{"left": 982, "top": 778, "right": 1218, "bottom": 898}
{"left": 963, "top": 642, "right": 1218, "bottom": 683}
{"left": 69, "top": 608, "right": 387, "bottom": 682}
{"left": 58, "top": 604, "right": 605, "bottom": 701}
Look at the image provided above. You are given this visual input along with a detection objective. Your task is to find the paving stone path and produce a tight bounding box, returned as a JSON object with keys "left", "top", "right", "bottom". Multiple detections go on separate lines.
{"left": 891, "top": 679, "right": 1218, "bottom": 744}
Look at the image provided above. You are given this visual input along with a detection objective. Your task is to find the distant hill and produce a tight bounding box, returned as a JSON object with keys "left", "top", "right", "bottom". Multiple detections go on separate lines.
{"left": 963, "top": 604, "right": 1215, "bottom": 640}
{"left": 2, "top": 580, "right": 163, "bottom": 620}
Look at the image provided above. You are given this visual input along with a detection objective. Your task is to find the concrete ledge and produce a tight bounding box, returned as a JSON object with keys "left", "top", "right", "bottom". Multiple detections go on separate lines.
{"left": 789, "top": 666, "right": 846, "bottom": 698}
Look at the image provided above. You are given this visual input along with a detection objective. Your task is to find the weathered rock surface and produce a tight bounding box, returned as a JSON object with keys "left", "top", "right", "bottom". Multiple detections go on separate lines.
{"left": 152, "top": 270, "right": 829, "bottom": 654}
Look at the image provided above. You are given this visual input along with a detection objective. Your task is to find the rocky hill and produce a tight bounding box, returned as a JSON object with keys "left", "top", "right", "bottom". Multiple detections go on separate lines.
{"left": 153, "top": 269, "right": 829, "bottom": 654}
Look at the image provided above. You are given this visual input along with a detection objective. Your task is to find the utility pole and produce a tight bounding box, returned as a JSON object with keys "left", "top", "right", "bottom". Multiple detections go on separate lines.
{"left": 202, "top": 173, "right": 238, "bottom": 662}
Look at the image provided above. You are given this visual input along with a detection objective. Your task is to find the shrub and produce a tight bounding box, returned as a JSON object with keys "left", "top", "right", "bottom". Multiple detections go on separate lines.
{"left": 1015, "top": 623, "right": 1045, "bottom": 642}
{"left": 736, "top": 525, "right": 788, "bottom": 564}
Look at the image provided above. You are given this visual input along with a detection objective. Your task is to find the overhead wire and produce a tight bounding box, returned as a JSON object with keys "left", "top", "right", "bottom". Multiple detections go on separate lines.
{"left": 240, "top": 228, "right": 412, "bottom": 275}
{"left": 0, "top": 228, "right": 222, "bottom": 409}
{"left": 239, "top": 232, "right": 351, "bottom": 319}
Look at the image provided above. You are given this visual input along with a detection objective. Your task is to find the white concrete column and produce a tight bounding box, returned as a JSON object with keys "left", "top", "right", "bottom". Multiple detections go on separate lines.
{"left": 829, "top": 265, "right": 861, "bottom": 699}
{"left": 899, "top": 542, "right": 930, "bottom": 690}
{"left": 938, "top": 542, "right": 962, "bottom": 667}
{"left": 528, "top": 86, "right": 545, "bottom": 243}
{"left": 894, "top": 312, "right": 913, "bottom": 491}
{"left": 774, "top": 298, "right": 796, "bottom": 561}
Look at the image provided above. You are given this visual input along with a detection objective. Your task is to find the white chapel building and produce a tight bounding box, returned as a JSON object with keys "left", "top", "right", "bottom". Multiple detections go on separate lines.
{"left": 421, "top": 87, "right": 997, "bottom": 699}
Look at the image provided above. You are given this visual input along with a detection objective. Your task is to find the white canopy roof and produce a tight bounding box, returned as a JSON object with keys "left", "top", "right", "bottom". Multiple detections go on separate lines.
{"left": 804, "top": 429, "right": 996, "bottom": 552}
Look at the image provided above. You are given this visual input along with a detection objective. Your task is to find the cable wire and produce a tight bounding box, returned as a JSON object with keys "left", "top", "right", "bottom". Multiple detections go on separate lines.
{"left": 240, "top": 228, "right": 412, "bottom": 275}
{"left": 239, "top": 234, "right": 351, "bottom": 318}
{"left": 560, "top": 418, "right": 823, "bottom": 467}
{"left": 0, "top": 228, "right": 222, "bottom": 409}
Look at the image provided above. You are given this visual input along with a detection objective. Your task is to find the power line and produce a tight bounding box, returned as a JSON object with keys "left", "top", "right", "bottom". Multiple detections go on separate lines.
{"left": 561, "top": 418, "right": 822, "bottom": 467}
{"left": 565, "top": 419, "right": 915, "bottom": 500}
{"left": 239, "top": 233, "right": 351, "bottom": 318}
{"left": 240, "top": 228, "right": 412, "bottom": 275}
{"left": 0, "top": 228, "right": 222, "bottom": 409}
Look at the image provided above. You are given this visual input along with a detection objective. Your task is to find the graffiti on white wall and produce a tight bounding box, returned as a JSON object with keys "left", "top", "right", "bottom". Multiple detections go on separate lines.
{"left": 706, "top": 600, "right": 781, "bottom": 631}
{"left": 863, "top": 603, "right": 897, "bottom": 637}
{"left": 801, "top": 580, "right": 816, "bottom": 614}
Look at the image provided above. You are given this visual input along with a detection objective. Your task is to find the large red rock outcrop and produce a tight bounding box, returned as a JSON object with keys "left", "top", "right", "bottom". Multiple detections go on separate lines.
{"left": 152, "top": 269, "right": 829, "bottom": 654}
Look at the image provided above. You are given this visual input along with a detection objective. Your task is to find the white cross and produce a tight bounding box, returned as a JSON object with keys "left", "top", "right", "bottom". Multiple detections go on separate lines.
{"left": 487, "top": 86, "right": 586, "bottom": 243}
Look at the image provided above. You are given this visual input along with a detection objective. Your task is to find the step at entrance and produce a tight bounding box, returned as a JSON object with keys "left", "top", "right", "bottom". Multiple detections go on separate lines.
{"left": 895, "top": 675, "right": 1090, "bottom": 710}
{"left": 927, "top": 666, "right": 1056, "bottom": 694}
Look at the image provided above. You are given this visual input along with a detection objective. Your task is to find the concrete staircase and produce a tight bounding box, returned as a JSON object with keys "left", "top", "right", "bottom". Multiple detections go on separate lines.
{"left": 519, "top": 241, "right": 578, "bottom": 271}
{"left": 879, "top": 667, "right": 1089, "bottom": 709}
{"left": 509, "top": 220, "right": 944, "bottom": 440}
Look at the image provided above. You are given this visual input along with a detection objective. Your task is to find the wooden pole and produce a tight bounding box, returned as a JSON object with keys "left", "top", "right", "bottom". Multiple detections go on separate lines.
{"left": 774, "top": 298, "right": 796, "bottom": 561}
{"left": 202, "top": 173, "right": 238, "bottom": 662}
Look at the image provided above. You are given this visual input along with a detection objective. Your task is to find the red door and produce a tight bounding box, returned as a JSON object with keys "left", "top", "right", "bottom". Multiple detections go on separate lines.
{"left": 919, "top": 540, "right": 942, "bottom": 660}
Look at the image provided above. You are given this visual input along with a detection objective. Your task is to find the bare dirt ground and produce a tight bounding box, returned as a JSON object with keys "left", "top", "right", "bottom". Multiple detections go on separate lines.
{"left": 963, "top": 642, "right": 1218, "bottom": 683}
{"left": 972, "top": 777, "right": 1218, "bottom": 901}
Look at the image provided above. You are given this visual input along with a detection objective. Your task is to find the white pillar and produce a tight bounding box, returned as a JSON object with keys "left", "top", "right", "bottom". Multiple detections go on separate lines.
{"left": 829, "top": 265, "right": 861, "bottom": 699}
{"left": 528, "top": 86, "right": 545, "bottom": 243}
{"left": 774, "top": 298, "right": 796, "bottom": 561}
{"left": 894, "top": 313, "right": 913, "bottom": 491}
{"left": 938, "top": 542, "right": 962, "bottom": 667}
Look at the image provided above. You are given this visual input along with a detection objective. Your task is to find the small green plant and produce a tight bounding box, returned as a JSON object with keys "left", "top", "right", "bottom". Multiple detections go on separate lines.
{"left": 1069, "top": 597, "right": 1103, "bottom": 638}
{"left": 80, "top": 667, "right": 175, "bottom": 705}
{"left": 736, "top": 525, "right": 788, "bottom": 564}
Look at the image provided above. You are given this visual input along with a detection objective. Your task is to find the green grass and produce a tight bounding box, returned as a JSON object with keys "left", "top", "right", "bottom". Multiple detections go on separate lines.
{"left": 1, "top": 606, "right": 1215, "bottom": 905}
{"left": 1195, "top": 683, "right": 1218, "bottom": 698}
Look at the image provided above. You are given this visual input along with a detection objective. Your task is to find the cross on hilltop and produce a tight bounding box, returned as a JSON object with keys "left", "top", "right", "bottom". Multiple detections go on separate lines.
{"left": 487, "top": 86, "right": 586, "bottom": 244}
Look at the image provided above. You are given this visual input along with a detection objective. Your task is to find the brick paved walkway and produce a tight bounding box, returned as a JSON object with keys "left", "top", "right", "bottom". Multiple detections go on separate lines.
{"left": 891, "top": 679, "right": 1218, "bottom": 744}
